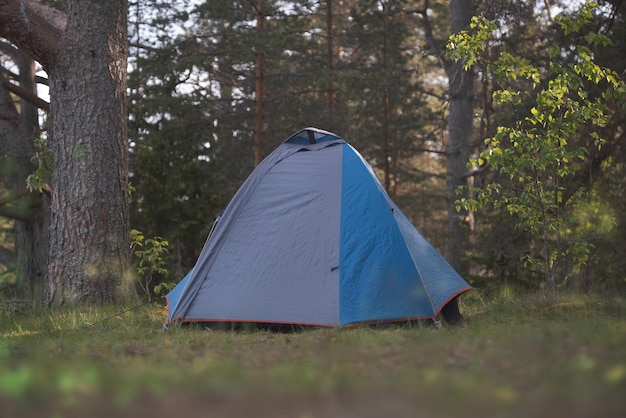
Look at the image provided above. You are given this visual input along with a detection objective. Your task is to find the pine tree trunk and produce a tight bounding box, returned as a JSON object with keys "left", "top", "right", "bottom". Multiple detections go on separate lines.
{"left": 254, "top": 1, "right": 266, "bottom": 167}
{"left": 13, "top": 52, "right": 49, "bottom": 304}
{"left": 381, "top": 12, "right": 391, "bottom": 193}
{"left": 0, "top": 49, "right": 49, "bottom": 304}
{"left": 444, "top": 0, "right": 474, "bottom": 274}
{"left": 15, "top": 209, "right": 49, "bottom": 304}
{"left": 326, "top": 0, "right": 335, "bottom": 130}
{"left": 46, "top": 0, "right": 131, "bottom": 305}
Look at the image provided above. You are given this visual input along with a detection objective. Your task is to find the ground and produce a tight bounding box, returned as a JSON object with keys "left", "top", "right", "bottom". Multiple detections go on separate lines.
{"left": 1, "top": 293, "right": 625, "bottom": 418}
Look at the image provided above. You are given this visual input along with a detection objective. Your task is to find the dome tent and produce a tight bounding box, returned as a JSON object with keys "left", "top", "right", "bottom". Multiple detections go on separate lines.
{"left": 166, "top": 128, "right": 470, "bottom": 327}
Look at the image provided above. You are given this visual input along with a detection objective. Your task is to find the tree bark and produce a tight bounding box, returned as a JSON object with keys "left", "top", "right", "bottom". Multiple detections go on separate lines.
{"left": 0, "top": 0, "right": 66, "bottom": 66}
{"left": 0, "top": 0, "right": 132, "bottom": 305}
{"left": 46, "top": 0, "right": 131, "bottom": 305}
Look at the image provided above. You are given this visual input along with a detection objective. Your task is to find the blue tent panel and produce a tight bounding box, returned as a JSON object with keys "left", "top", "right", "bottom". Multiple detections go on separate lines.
{"left": 166, "top": 270, "right": 191, "bottom": 321}
{"left": 339, "top": 144, "right": 432, "bottom": 325}
{"left": 392, "top": 207, "right": 470, "bottom": 311}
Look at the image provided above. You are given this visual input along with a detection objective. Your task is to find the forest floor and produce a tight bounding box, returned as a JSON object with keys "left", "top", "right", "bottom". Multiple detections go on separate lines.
{"left": 0, "top": 291, "right": 625, "bottom": 418}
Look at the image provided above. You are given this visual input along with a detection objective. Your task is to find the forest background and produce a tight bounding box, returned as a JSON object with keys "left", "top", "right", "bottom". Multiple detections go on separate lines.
{"left": 0, "top": 0, "right": 625, "bottom": 306}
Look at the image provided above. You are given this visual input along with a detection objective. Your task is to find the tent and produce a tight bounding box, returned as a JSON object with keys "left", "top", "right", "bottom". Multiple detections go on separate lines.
{"left": 166, "top": 128, "right": 471, "bottom": 327}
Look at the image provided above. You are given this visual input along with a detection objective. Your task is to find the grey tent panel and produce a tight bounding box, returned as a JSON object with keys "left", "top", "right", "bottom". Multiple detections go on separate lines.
{"left": 184, "top": 144, "right": 344, "bottom": 325}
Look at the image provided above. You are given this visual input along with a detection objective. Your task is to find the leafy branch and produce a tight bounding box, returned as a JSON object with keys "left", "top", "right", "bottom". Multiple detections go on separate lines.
{"left": 448, "top": 2, "right": 625, "bottom": 296}
{"left": 130, "top": 229, "right": 170, "bottom": 301}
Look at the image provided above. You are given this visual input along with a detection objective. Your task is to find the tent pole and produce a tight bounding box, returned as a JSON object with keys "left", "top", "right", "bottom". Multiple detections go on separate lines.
{"left": 207, "top": 215, "right": 221, "bottom": 240}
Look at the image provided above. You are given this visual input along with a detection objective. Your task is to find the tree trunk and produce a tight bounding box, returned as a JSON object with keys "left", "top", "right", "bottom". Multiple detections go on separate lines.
{"left": 254, "top": 1, "right": 266, "bottom": 167}
{"left": 326, "top": 0, "right": 335, "bottom": 131}
{"left": 1, "top": 0, "right": 132, "bottom": 306}
{"left": 0, "top": 45, "right": 50, "bottom": 304}
{"left": 45, "top": 0, "right": 131, "bottom": 305}
{"left": 444, "top": 0, "right": 474, "bottom": 274}
{"left": 15, "top": 205, "right": 49, "bottom": 304}
{"left": 12, "top": 51, "right": 49, "bottom": 304}
{"left": 381, "top": 10, "right": 391, "bottom": 194}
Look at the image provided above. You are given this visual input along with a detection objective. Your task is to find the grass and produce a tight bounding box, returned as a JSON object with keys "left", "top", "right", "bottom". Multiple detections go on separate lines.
{"left": 0, "top": 291, "right": 625, "bottom": 418}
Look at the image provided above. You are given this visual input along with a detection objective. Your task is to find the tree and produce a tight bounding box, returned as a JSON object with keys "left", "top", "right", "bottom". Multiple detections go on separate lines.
{"left": 0, "top": 0, "right": 132, "bottom": 305}
{"left": 127, "top": 0, "right": 261, "bottom": 275}
{"left": 325, "top": 0, "right": 336, "bottom": 131}
{"left": 450, "top": 2, "right": 626, "bottom": 295}
{"left": 341, "top": 0, "right": 435, "bottom": 198}
{"left": 0, "top": 45, "right": 50, "bottom": 303}
{"left": 253, "top": 1, "right": 267, "bottom": 166}
{"left": 443, "top": 0, "right": 474, "bottom": 275}
{"left": 415, "top": 0, "right": 475, "bottom": 275}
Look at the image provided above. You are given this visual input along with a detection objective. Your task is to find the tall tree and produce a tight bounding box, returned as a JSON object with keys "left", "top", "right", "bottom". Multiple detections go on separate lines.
{"left": 325, "top": 0, "right": 336, "bottom": 130}
{"left": 253, "top": 1, "right": 267, "bottom": 166}
{"left": 450, "top": 1, "right": 626, "bottom": 293}
{"left": 408, "top": 0, "right": 475, "bottom": 273}
{"left": 342, "top": 0, "right": 432, "bottom": 197}
{"left": 0, "top": 0, "right": 132, "bottom": 305}
{"left": 443, "top": 0, "right": 474, "bottom": 274}
{"left": 0, "top": 46, "right": 50, "bottom": 303}
{"left": 128, "top": 0, "right": 261, "bottom": 273}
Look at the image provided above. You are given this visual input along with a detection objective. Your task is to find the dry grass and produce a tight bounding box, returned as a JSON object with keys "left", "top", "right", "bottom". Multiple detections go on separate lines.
{"left": 0, "top": 292, "right": 625, "bottom": 418}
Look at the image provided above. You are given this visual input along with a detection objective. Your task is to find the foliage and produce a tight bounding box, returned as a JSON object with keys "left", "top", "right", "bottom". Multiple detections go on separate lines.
{"left": 25, "top": 136, "right": 52, "bottom": 193}
{"left": 448, "top": 2, "right": 626, "bottom": 295}
{"left": 127, "top": 0, "right": 451, "bottom": 277}
{"left": 3, "top": 0, "right": 626, "bottom": 303}
{"left": 130, "top": 229, "right": 170, "bottom": 301}
{"left": 340, "top": 0, "right": 435, "bottom": 196}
